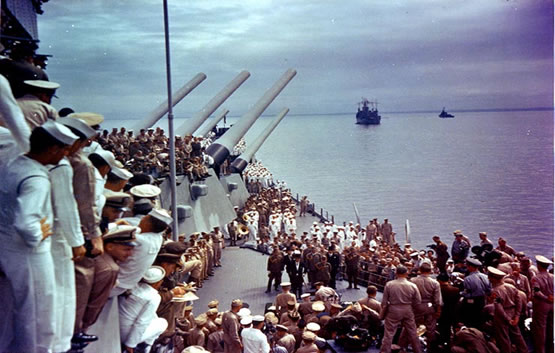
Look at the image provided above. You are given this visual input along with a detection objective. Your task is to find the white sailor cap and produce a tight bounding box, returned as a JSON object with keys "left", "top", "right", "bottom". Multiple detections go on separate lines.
{"left": 24, "top": 79, "right": 60, "bottom": 91}
{"left": 111, "top": 166, "right": 133, "bottom": 180}
{"left": 238, "top": 308, "right": 251, "bottom": 317}
{"left": 90, "top": 149, "right": 117, "bottom": 169}
{"left": 57, "top": 117, "right": 96, "bottom": 139}
{"left": 535, "top": 255, "right": 553, "bottom": 265}
{"left": 240, "top": 316, "right": 252, "bottom": 325}
{"left": 41, "top": 121, "right": 79, "bottom": 145}
{"left": 143, "top": 265, "right": 166, "bottom": 283}
{"left": 149, "top": 208, "right": 173, "bottom": 225}
{"left": 67, "top": 112, "right": 104, "bottom": 127}
{"left": 252, "top": 315, "right": 265, "bottom": 323}
{"left": 300, "top": 293, "right": 311, "bottom": 299}
{"left": 130, "top": 184, "right": 161, "bottom": 198}
{"left": 280, "top": 282, "right": 292, "bottom": 287}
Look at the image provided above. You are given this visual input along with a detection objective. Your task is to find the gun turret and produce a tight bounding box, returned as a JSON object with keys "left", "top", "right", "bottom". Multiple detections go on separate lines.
{"left": 230, "top": 108, "right": 289, "bottom": 173}
{"left": 195, "top": 108, "right": 229, "bottom": 137}
{"left": 132, "top": 72, "right": 206, "bottom": 131}
{"left": 206, "top": 68, "right": 296, "bottom": 165}
{"left": 177, "top": 71, "right": 250, "bottom": 137}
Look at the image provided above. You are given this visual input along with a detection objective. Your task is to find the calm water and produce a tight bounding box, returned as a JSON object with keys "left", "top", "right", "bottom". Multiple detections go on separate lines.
{"left": 107, "top": 110, "right": 554, "bottom": 257}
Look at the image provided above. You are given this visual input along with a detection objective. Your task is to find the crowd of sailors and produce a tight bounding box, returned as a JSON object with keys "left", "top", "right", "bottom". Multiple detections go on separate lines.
{"left": 0, "top": 44, "right": 235, "bottom": 353}
{"left": 234, "top": 195, "right": 553, "bottom": 353}
{"left": 0, "top": 42, "right": 553, "bottom": 353}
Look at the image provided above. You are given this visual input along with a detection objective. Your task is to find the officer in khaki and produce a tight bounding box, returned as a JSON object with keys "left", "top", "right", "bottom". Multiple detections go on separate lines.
{"left": 379, "top": 265, "right": 422, "bottom": 353}
{"left": 487, "top": 266, "right": 528, "bottom": 353}
{"left": 401, "top": 263, "right": 442, "bottom": 346}
{"left": 296, "top": 331, "right": 318, "bottom": 353}
{"left": 531, "top": 255, "right": 554, "bottom": 353}
{"left": 274, "top": 282, "right": 297, "bottom": 318}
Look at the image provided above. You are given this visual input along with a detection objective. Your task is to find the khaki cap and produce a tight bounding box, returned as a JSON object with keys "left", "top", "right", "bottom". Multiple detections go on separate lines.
{"left": 487, "top": 266, "right": 507, "bottom": 278}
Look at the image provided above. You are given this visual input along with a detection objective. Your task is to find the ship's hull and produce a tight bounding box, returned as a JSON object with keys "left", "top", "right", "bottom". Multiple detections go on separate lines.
{"left": 356, "top": 111, "right": 381, "bottom": 125}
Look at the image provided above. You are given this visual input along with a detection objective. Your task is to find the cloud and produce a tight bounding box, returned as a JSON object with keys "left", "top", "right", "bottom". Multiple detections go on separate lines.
{"left": 38, "top": 0, "right": 552, "bottom": 120}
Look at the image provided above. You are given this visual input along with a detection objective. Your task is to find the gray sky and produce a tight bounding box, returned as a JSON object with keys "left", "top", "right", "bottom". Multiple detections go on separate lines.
{"left": 38, "top": 0, "right": 553, "bottom": 121}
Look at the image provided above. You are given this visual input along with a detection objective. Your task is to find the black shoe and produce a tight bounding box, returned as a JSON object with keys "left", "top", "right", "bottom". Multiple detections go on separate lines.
{"left": 70, "top": 341, "right": 88, "bottom": 351}
{"left": 354, "top": 286, "right": 360, "bottom": 289}
{"left": 265, "top": 290, "right": 271, "bottom": 293}
{"left": 72, "top": 332, "right": 98, "bottom": 343}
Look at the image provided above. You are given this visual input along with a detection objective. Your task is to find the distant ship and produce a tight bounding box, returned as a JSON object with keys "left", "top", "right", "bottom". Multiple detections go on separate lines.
{"left": 356, "top": 98, "right": 381, "bottom": 125}
{"left": 439, "top": 107, "right": 454, "bottom": 118}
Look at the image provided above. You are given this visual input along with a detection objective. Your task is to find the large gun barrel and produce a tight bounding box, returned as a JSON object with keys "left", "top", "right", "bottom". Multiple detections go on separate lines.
{"left": 230, "top": 108, "right": 289, "bottom": 173}
{"left": 206, "top": 68, "right": 296, "bottom": 165}
{"left": 132, "top": 73, "right": 206, "bottom": 131}
{"left": 195, "top": 108, "right": 229, "bottom": 137}
{"left": 176, "top": 71, "right": 250, "bottom": 136}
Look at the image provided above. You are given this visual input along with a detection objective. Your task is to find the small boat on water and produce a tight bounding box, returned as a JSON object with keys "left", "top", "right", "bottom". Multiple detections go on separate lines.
{"left": 439, "top": 107, "right": 455, "bottom": 118}
{"left": 356, "top": 98, "right": 381, "bottom": 125}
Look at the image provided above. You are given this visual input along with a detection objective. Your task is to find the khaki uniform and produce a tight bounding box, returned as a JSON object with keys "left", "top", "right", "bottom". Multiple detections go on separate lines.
{"left": 212, "top": 231, "right": 224, "bottom": 266}
{"left": 222, "top": 311, "right": 241, "bottom": 353}
{"left": 275, "top": 292, "right": 297, "bottom": 318}
{"left": 267, "top": 253, "right": 284, "bottom": 291}
{"left": 16, "top": 94, "right": 58, "bottom": 129}
{"left": 74, "top": 253, "right": 119, "bottom": 332}
{"left": 491, "top": 282, "right": 527, "bottom": 353}
{"left": 358, "top": 296, "right": 381, "bottom": 316}
{"left": 406, "top": 274, "right": 442, "bottom": 344}
{"left": 380, "top": 277, "right": 422, "bottom": 353}
{"left": 188, "top": 326, "right": 206, "bottom": 347}
{"left": 531, "top": 271, "right": 554, "bottom": 353}
{"left": 451, "top": 327, "right": 499, "bottom": 353}
{"left": 207, "top": 330, "right": 225, "bottom": 353}
{"left": 277, "top": 333, "right": 296, "bottom": 353}
{"left": 296, "top": 342, "right": 319, "bottom": 353}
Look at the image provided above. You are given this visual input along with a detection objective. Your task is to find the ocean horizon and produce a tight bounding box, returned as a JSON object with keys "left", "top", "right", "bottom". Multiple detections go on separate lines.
{"left": 105, "top": 109, "right": 554, "bottom": 258}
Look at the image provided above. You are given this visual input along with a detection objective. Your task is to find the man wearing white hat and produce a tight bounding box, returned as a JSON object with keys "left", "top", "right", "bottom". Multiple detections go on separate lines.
{"left": 241, "top": 315, "right": 270, "bottom": 353}
{"left": 88, "top": 148, "right": 117, "bottom": 213}
{"left": 531, "top": 255, "right": 554, "bottom": 353}
{"left": 49, "top": 117, "right": 95, "bottom": 352}
{"left": 0, "top": 121, "right": 78, "bottom": 353}
{"left": 104, "top": 161, "right": 133, "bottom": 192}
{"left": 110, "top": 209, "right": 171, "bottom": 297}
{"left": 119, "top": 266, "right": 168, "bottom": 353}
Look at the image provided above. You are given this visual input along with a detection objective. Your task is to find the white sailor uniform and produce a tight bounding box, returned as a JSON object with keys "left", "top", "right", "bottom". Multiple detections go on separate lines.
{"left": 49, "top": 157, "right": 86, "bottom": 352}
{"left": 119, "top": 282, "right": 168, "bottom": 349}
{"left": 0, "top": 155, "right": 56, "bottom": 353}
{"left": 111, "top": 230, "right": 164, "bottom": 296}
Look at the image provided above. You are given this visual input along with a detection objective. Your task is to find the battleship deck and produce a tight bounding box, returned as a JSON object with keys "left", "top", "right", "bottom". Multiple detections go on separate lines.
{"left": 193, "top": 212, "right": 379, "bottom": 316}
